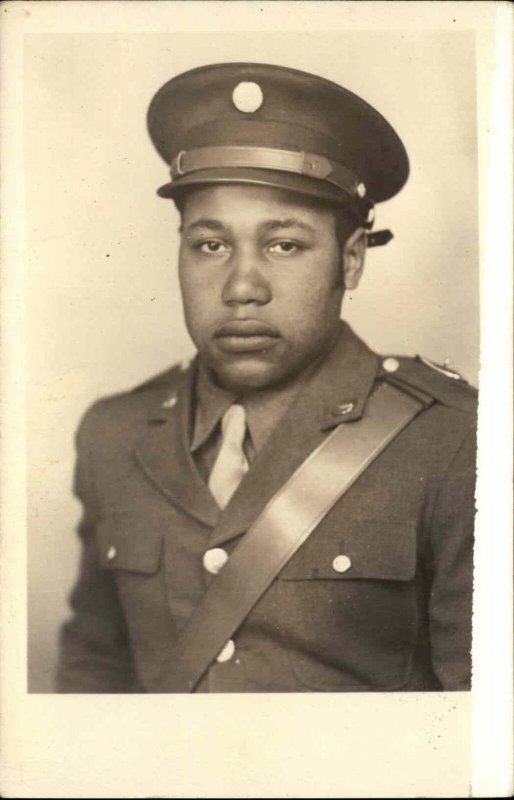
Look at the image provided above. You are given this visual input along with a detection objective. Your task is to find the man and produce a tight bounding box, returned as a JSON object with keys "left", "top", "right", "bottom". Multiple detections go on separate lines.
{"left": 57, "top": 63, "right": 476, "bottom": 693}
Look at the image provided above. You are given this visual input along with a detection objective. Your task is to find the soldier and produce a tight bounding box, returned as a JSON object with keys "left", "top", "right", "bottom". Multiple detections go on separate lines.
{"left": 57, "top": 63, "right": 476, "bottom": 693}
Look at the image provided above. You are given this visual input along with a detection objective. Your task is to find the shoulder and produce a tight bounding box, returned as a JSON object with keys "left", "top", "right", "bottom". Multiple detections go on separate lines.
{"left": 378, "top": 355, "right": 477, "bottom": 417}
{"left": 130, "top": 359, "right": 191, "bottom": 398}
{"left": 375, "top": 355, "right": 477, "bottom": 481}
{"left": 76, "top": 359, "right": 192, "bottom": 440}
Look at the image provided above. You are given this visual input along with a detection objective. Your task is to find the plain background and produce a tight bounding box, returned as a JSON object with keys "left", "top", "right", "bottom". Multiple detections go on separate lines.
{"left": 25, "top": 30, "right": 479, "bottom": 693}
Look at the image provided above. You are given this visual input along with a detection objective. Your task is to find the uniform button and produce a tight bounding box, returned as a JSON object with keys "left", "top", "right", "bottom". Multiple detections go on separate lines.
{"left": 106, "top": 545, "right": 117, "bottom": 562}
{"left": 382, "top": 357, "right": 400, "bottom": 373}
{"left": 332, "top": 554, "right": 352, "bottom": 573}
{"left": 216, "top": 639, "right": 235, "bottom": 663}
{"left": 203, "top": 547, "right": 229, "bottom": 575}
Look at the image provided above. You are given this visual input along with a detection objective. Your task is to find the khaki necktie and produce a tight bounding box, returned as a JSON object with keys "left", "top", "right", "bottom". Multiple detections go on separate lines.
{"left": 208, "top": 404, "right": 249, "bottom": 509}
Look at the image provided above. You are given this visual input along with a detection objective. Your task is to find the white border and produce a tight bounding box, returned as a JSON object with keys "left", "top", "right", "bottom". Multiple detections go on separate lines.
{"left": 471, "top": 4, "right": 513, "bottom": 796}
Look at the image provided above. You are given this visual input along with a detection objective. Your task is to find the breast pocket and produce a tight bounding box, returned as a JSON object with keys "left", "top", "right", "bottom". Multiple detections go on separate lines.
{"left": 274, "top": 520, "right": 419, "bottom": 691}
{"left": 97, "top": 514, "right": 165, "bottom": 575}
{"left": 95, "top": 513, "right": 180, "bottom": 677}
{"left": 94, "top": 512, "right": 177, "bottom": 654}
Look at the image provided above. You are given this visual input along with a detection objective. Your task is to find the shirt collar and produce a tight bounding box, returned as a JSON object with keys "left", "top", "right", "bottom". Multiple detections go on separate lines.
{"left": 190, "top": 357, "right": 314, "bottom": 454}
{"left": 190, "top": 361, "right": 235, "bottom": 452}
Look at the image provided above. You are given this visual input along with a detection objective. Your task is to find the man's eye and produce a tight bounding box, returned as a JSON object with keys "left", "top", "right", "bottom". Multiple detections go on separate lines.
{"left": 268, "top": 241, "right": 301, "bottom": 255}
{"left": 196, "top": 240, "right": 229, "bottom": 254}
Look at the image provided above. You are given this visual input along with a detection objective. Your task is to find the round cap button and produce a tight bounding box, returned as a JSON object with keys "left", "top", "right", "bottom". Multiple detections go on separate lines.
{"left": 216, "top": 639, "right": 235, "bottom": 663}
{"left": 332, "top": 554, "right": 352, "bottom": 574}
{"left": 382, "top": 357, "right": 400, "bottom": 373}
{"left": 203, "top": 547, "right": 229, "bottom": 575}
{"left": 106, "top": 545, "right": 117, "bottom": 562}
{"left": 232, "top": 81, "right": 264, "bottom": 113}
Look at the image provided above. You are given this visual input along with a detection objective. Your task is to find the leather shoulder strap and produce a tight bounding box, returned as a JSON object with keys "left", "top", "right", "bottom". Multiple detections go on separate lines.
{"left": 164, "top": 382, "right": 424, "bottom": 692}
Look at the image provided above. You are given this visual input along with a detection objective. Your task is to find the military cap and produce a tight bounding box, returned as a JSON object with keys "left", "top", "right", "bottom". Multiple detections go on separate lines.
{"left": 147, "top": 62, "right": 409, "bottom": 244}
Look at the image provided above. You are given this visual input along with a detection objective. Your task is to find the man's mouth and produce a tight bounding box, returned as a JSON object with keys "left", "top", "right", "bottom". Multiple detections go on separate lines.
{"left": 214, "top": 319, "right": 280, "bottom": 353}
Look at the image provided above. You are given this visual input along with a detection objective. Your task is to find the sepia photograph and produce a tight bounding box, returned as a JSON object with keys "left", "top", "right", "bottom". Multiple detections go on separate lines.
{"left": 27, "top": 27, "right": 479, "bottom": 697}
{"left": 1, "top": 1, "right": 512, "bottom": 797}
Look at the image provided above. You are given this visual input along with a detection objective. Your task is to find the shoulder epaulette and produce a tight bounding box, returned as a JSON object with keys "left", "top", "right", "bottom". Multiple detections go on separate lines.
{"left": 379, "top": 355, "right": 477, "bottom": 415}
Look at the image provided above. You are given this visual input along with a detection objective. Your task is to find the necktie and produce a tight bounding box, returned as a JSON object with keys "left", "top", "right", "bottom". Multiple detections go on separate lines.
{"left": 208, "top": 404, "right": 249, "bottom": 509}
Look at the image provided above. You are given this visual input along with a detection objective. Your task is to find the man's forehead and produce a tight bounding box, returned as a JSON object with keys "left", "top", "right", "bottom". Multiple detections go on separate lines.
{"left": 179, "top": 183, "right": 335, "bottom": 225}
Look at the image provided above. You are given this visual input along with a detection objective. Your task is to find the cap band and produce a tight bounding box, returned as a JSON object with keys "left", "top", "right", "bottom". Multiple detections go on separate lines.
{"left": 170, "top": 146, "right": 362, "bottom": 197}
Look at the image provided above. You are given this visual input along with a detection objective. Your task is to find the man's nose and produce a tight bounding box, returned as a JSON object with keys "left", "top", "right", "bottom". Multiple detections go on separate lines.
{"left": 221, "top": 251, "right": 271, "bottom": 306}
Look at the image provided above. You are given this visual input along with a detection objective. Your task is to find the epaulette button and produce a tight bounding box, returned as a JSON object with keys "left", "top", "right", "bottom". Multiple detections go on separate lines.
{"left": 382, "top": 357, "right": 400, "bottom": 373}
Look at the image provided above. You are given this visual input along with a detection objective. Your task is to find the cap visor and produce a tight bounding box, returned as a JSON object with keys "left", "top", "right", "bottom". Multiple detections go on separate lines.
{"left": 157, "top": 166, "right": 353, "bottom": 207}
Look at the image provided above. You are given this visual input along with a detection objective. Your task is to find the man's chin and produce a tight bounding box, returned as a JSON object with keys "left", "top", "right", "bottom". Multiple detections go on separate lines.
{"left": 206, "top": 356, "right": 286, "bottom": 394}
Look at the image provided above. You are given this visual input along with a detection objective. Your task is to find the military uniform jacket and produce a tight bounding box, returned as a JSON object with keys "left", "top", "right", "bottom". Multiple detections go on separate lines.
{"left": 58, "top": 324, "right": 476, "bottom": 693}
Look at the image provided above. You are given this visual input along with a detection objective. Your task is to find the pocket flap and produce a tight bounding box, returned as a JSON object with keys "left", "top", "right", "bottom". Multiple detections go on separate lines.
{"left": 96, "top": 514, "right": 165, "bottom": 574}
{"left": 278, "top": 519, "right": 417, "bottom": 582}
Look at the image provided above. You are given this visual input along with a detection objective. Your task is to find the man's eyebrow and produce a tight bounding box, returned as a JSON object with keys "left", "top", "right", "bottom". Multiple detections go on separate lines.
{"left": 181, "top": 219, "right": 227, "bottom": 234}
{"left": 180, "top": 217, "right": 316, "bottom": 234}
{"left": 262, "top": 218, "right": 316, "bottom": 233}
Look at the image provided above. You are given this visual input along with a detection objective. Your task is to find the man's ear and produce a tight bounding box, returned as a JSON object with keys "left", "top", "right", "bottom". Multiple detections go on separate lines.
{"left": 342, "top": 227, "right": 367, "bottom": 290}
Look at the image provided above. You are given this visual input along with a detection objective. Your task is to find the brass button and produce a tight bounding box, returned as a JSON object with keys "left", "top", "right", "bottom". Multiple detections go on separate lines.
{"left": 203, "top": 548, "right": 229, "bottom": 575}
{"left": 106, "top": 545, "right": 117, "bottom": 562}
{"left": 332, "top": 554, "right": 352, "bottom": 574}
{"left": 382, "top": 357, "right": 400, "bottom": 373}
{"left": 232, "top": 82, "right": 263, "bottom": 113}
{"left": 216, "top": 639, "right": 235, "bottom": 663}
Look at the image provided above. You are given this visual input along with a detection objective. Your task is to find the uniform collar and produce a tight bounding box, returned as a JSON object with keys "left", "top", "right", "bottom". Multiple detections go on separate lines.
{"left": 314, "top": 319, "right": 380, "bottom": 429}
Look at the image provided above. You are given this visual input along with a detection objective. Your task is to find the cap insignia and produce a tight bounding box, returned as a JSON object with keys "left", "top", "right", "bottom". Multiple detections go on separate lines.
{"left": 232, "top": 81, "right": 264, "bottom": 113}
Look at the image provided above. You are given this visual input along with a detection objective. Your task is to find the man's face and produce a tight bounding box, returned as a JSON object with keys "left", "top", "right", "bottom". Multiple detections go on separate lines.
{"left": 178, "top": 184, "right": 352, "bottom": 392}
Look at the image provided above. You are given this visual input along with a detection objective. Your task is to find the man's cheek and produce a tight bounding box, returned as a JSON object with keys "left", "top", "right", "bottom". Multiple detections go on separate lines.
{"left": 288, "top": 289, "right": 330, "bottom": 323}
